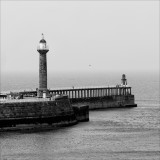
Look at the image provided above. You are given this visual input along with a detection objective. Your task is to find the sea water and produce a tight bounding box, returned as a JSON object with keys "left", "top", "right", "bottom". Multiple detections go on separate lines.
{"left": 0, "top": 71, "right": 159, "bottom": 160}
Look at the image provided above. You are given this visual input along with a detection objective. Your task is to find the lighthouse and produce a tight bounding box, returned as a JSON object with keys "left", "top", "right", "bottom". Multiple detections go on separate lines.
{"left": 37, "top": 34, "right": 49, "bottom": 98}
{"left": 121, "top": 74, "right": 127, "bottom": 86}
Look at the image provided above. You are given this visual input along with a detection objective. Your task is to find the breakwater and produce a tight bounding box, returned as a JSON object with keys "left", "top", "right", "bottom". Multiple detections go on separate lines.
{"left": 0, "top": 96, "right": 89, "bottom": 130}
{"left": 16, "top": 86, "right": 137, "bottom": 109}
{"left": 71, "top": 95, "right": 136, "bottom": 110}
{"left": 0, "top": 85, "right": 137, "bottom": 131}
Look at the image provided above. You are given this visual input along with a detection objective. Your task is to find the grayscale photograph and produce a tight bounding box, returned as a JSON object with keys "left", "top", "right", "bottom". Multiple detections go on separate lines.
{"left": 0, "top": 0, "right": 159, "bottom": 160}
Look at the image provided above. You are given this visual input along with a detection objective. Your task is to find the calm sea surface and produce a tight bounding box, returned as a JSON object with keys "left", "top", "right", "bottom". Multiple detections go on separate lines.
{"left": 0, "top": 72, "right": 159, "bottom": 160}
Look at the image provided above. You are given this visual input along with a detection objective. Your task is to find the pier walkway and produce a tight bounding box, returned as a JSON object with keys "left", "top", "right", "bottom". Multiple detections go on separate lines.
{"left": 16, "top": 86, "right": 132, "bottom": 99}
{"left": 1, "top": 86, "right": 136, "bottom": 109}
{"left": 49, "top": 86, "right": 132, "bottom": 99}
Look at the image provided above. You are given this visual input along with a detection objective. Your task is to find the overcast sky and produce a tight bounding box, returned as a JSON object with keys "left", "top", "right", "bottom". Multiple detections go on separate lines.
{"left": 1, "top": 1, "right": 159, "bottom": 74}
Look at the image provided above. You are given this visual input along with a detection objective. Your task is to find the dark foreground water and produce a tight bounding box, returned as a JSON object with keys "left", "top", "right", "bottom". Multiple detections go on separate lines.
{"left": 0, "top": 72, "right": 159, "bottom": 160}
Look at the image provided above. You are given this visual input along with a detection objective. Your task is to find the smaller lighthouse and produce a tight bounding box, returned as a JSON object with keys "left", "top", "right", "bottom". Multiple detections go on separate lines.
{"left": 121, "top": 74, "right": 127, "bottom": 86}
{"left": 37, "top": 34, "right": 49, "bottom": 98}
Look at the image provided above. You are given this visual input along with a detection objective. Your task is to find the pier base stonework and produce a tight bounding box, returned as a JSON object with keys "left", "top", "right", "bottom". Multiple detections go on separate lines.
{"left": 37, "top": 89, "right": 49, "bottom": 98}
{"left": 70, "top": 95, "right": 137, "bottom": 110}
{"left": 0, "top": 96, "right": 89, "bottom": 130}
{"left": 72, "top": 105, "right": 89, "bottom": 122}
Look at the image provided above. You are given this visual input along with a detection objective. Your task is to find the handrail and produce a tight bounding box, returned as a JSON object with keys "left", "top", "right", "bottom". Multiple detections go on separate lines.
{"left": 1, "top": 86, "right": 132, "bottom": 100}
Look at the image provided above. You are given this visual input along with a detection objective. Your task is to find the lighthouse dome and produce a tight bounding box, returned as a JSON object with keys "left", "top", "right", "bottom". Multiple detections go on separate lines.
{"left": 39, "top": 33, "right": 46, "bottom": 43}
{"left": 37, "top": 33, "right": 49, "bottom": 50}
{"left": 40, "top": 39, "right": 46, "bottom": 43}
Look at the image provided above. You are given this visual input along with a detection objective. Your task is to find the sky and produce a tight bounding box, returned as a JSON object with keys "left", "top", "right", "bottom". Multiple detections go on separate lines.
{"left": 0, "top": 1, "right": 159, "bottom": 75}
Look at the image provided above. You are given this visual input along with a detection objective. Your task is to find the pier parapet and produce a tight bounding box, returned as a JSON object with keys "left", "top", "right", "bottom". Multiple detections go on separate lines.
{"left": 0, "top": 95, "right": 89, "bottom": 130}
{"left": 10, "top": 86, "right": 132, "bottom": 99}
{"left": 49, "top": 86, "right": 132, "bottom": 99}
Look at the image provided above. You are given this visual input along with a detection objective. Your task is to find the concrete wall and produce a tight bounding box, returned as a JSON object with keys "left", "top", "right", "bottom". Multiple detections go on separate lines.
{"left": 0, "top": 98, "right": 76, "bottom": 127}
{"left": 72, "top": 105, "right": 89, "bottom": 122}
{"left": 71, "top": 95, "right": 137, "bottom": 110}
{"left": 0, "top": 96, "right": 90, "bottom": 130}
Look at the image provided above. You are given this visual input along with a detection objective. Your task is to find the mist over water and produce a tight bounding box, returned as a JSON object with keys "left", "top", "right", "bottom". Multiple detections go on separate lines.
{"left": 1, "top": 71, "right": 159, "bottom": 100}
{"left": 0, "top": 71, "right": 159, "bottom": 160}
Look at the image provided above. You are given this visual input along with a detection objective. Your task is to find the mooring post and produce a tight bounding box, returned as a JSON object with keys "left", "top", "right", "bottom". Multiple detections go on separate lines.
{"left": 78, "top": 90, "right": 80, "bottom": 98}
{"left": 80, "top": 89, "right": 82, "bottom": 98}
{"left": 129, "top": 88, "right": 131, "bottom": 95}
{"left": 87, "top": 89, "right": 89, "bottom": 98}
{"left": 97, "top": 89, "right": 99, "bottom": 97}
{"left": 75, "top": 90, "right": 77, "bottom": 99}
{"left": 90, "top": 89, "right": 92, "bottom": 97}
{"left": 94, "top": 89, "right": 96, "bottom": 97}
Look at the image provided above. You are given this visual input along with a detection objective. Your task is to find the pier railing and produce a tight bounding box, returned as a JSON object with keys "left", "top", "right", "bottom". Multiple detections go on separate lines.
{"left": 49, "top": 86, "right": 132, "bottom": 99}
{"left": 1, "top": 86, "right": 132, "bottom": 100}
